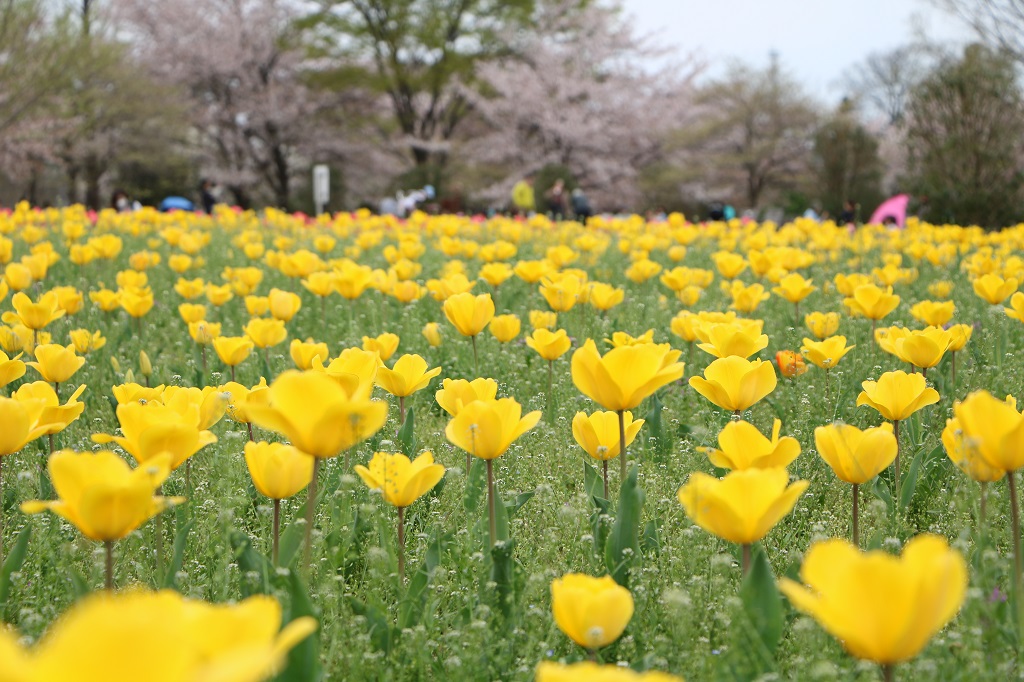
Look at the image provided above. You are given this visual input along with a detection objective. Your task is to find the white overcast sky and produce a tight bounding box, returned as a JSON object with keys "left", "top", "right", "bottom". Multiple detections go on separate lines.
{"left": 624, "top": 0, "right": 975, "bottom": 104}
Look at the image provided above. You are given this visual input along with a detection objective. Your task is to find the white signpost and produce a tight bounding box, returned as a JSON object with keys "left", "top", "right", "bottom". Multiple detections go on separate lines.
{"left": 313, "top": 164, "right": 330, "bottom": 216}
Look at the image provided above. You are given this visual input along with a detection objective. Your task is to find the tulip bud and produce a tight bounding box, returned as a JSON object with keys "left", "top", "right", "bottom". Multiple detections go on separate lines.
{"left": 110, "top": 356, "right": 121, "bottom": 374}
{"left": 139, "top": 350, "right": 152, "bottom": 377}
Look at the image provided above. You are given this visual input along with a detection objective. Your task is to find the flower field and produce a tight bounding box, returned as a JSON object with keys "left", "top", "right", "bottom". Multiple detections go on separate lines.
{"left": 1, "top": 202, "right": 1023, "bottom": 681}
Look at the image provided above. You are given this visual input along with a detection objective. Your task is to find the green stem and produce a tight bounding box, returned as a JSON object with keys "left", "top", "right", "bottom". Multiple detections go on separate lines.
{"left": 882, "top": 664, "right": 895, "bottom": 682}
{"left": 742, "top": 543, "right": 751, "bottom": 577}
{"left": 273, "top": 498, "right": 281, "bottom": 566}
{"left": 1007, "top": 471, "right": 1023, "bottom": 644}
{"left": 471, "top": 335, "right": 479, "bottom": 376}
{"left": 618, "top": 409, "right": 627, "bottom": 484}
{"left": 852, "top": 483, "right": 859, "bottom": 546}
{"left": 304, "top": 458, "right": 321, "bottom": 572}
{"left": 397, "top": 505, "right": 406, "bottom": 583}
{"left": 105, "top": 540, "right": 114, "bottom": 590}
{"left": 893, "top": 420, "right": 901, "bottom": 494}
{"left": 399, "top": 395, "right": 406, "bottom": 427}
{"left": 486, "top": 459, "right": 496, "bottom": 547}
{"left": 602, "top": 459, "right": 609, "bottom": 501}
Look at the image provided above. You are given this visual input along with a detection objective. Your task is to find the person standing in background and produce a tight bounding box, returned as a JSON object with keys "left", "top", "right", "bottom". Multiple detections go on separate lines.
{"left": 511, "top": 174, "right": 535, "bottom": 215}
{"left": 546, "top": 178, "right": 567, "bottom": 219}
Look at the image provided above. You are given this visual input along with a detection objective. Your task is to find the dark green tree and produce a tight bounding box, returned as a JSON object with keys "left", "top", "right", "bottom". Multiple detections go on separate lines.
{"left": 812, "top": 100, "right": 884, "bottom": 218}
{"left": 904, "top": 44, "right": 1024, "bottom": 227}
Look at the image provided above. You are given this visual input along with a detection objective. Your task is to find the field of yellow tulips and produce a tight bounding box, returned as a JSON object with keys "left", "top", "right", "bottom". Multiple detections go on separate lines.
{"left": 1, "top": 201, "right": 1024, "bottom": 681}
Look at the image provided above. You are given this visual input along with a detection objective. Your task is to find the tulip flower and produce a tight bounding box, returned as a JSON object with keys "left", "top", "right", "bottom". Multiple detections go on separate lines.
{"left": 551, "top": 573, "right": 634, "bottom": 651}
{"left": 0, "top": 589, "right": 316, "bottom": 680}
{"left": 13, "top": 381, "right": 86, "bottom": 449}
{"left": 536, "top": 662, "right": 682, "bottom": 682}
{"left": 220, "top": 378, "right": 270, "bottom": 437}
{"left": 268, "top": 287, "right": 302, "bottom": 321}
{"left": 775, "top": 350, "right": 807, "bottom": 378}
{"left": 93, "top": 401, "right": 218, "bottom": 471}
{"left": 779, "top": 535, "right": 966, "bottom": 678}
{"left": 804, "top": 311, "right": 840, "bottom": 339}
{"left": 773, "top": 272, "right": 816, "bottom": 322}
{"left": 2, "top": 291, "right": 65, "bottom": 334}
{"left": 893, "top": 326, "right": 951, "bottom": 374}
{"left": 212, "top": 336, "right": 254, "bottom": 380}
{"left": 844, "top": 284, "right": 900, "bottom": 337}
{"left": 205, "top": 283, "right": 234, "bottom": 306}
{"left": 606, "top": 330, "right": 655, "bottom": 348}
{"left": 27, "top": 343, "right": 85, "bottom": 389}
{"left": 245, "top": 317, "right": 288, "bottom": 351}
{"left": 290, "top": 338, "right": 329, "bottom": 370}
{"left": 539, "top": 274, "right": 583, "bottom": 312}
{"left": 588, "top": 282, "right": 624, "bottom": 312}
{"left": 526, "top": 328, "right": 571, "bottom": 361}
{"left": 244, "top": 441, "right": 314, "bottom": 564}
{"left": 857, "top": 369, "right": 939, "bottom": 486}
{"left": 313, "top": 347, "right": 379, "bottom": 399}
{"left": 435, "top": 377, "right": 498, "bottom": 417}
{"left": 68, "top": 328, "right": 105, "bottom": 355}
{"left": 246, "top": 295, "right": 271, "bottom": 316}
{"left": 725, "top": 281, "right": 770, "bottom": 314}
{"left": 246, "top": 370, "right": 388, "bottom": 563}
{"left": 572, "top": 410, "right": 644, "bottom": 497}
{"left": 942, "top": 405, "right": 1007, "bottom": 532}
{"left": 572, "top": 339, "right": 683, "bottom": 480}
{"left": 362, "top": 332, "right": 400, "bottom": 362}
{"left": 89, "top": 288, "right": 121, "bottom": 312}
{"left": 479, "top": 262, "right": 514, "bottom": 288}
{"left": 4, "top": 263, "right": 32, "bottom": 291}
{"left": 678, "top": 467, "right": 808, "bottom": 573}
{"left": 175, "top": 277, "right": 206, "bottom": 299}
{"left": 529, "top": 310, "right": 557, "bottom": 330}
{"left": 22, "top": 450, "right": 180, "bottom": 588}
{"left": 689, "top": 356, "right": 777, "bottom": 415}
{"left": 112, "top": 382, "right": 165, "bottom": 405}
{"left": 1007, "top": 291, "right": 1024, "bottom": 323}
{"left": 701, "top": 418, "right": 800, "bottom": 471}
{"left": 355, "top": 451, "right": 445, "bottom": 580}
{"left": 800, "top": 335, "right": 854, "bottom": 371}
{"left": 910, "top": 300, "right": 956, "bottom": 327}
{"left": 422, "top": 322, "right": 442, "bottom": 347}
{"left": 119, "top": 287, "right": 155, "bottom": 320}
{"left": 489, "top": 314, "right": 521, "bottom": 343}
{"left": 375, "top": 353, "right": 442, "bottom": 424}
{"left": 814, "top": 423, "right": 898, "bottom": 543}
{"left": 694, "top": 322, "right": 769, "bottom": 359}
{"left": 0, "top": 350, "right": 25, "bottom": 388}
{"left": 973, "top": 273, "right": 1018, "bottom": 305}
{"left": 443, "top": 292, "right": 495, "bottom": 372}
{"left": 445, "top": 397, "right": 540, "bottom": 545}
{"left": 712, "top": 251, "right": 747, "bottom": 279}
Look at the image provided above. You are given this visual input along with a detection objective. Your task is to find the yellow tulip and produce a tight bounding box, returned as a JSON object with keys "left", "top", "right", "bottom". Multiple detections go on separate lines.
{"left": 588, "top": 282, "right": 624, "bottom": 311}
{"left": 0, "top": 396, "right": 56, "bottom": 455}
{"left": 244, "top": 441, "right": 314, "bottom": 500}
{"left": 422, "top": 322, "right": 442, "bottom": 347}
{"left": 772, "top": 272, "right": 816, "bottom": 303}
{"left": 2, "top": 291, "right": 64, "bottom": 330}
{"left": 689, "top": 356, "right": 777, "bottom": 413}
{"left": 606, "top": 330, "right": 655, "bottom": 348}
{"left": 112, "top": 382, "right": 165, "bottom": 405}
{"left": 4, "top": 262, "right": 33, "bottom": 290}
{"left": 0, "top": 589, "right": 316, "bottom": 681}
{"left": 702, "top": 418, "right": 800, "bottom": 470}
{"left": 973, "top": 273, "right": 1018, "bottom": 305}
{"left": 362, "top": 332, "right": 400, "bottom": 361}
{"left": 670, "top": 310, "right": 700, "bottom": 343}
{"left": 89, "top": 288, "right": 121, "bottom": 312}
{"left": 540, "top": 275, "right": 583, "bottom": 312}
{"left": 244, "top": 318, "right": 288, "bottom": 349}
{"left": 264, "top": 287, "right": 301, "bottom": 321}
{"left": 893, "top": 327, "right": 951, "bottom": 370}
{"left": 302, "top": 271, "right": 336, "bottom": 298}
{"left": 800, "top": 335, "right": 855, "bottom": 370}
{"left": 551, "top": 574, "right": 634, "bottom": 650}
{"left": 489, "top": 314, "right": 521, "bottom": 343}
{"left": 443, "top": 292, "right": 495, "bottom": 337}
{"left": 68, "top": 328, "right": 105, "bottom": 354}
{"left": 27, "top": 343, "right": 85, "bottom": 384}
{"left": 246, "top": 295, "right": 271, "bottom": 317}
{"left": 514, "top": 259, "right": 553, "bottom": 283}
{"left": 526, "top": 328, "right": 572, "bottom": 361}
{"left": 178, "top": 303, "right": 207, "bottom": 324}
{"left": 435, "top": 377, "right": 498, "bottom": 417}
{"left": 572, "top": 410, "right": 644, "bottom": 461}
{"left": 246, "top": 370, "right": 388, "bottom": 459}
{"left": 942, "top": 414, "right": 1006, "bottom": 483}
{"left": 910, "top": 300, "right": 955, "bottom": 327}
{"left": 161, "top": 386, "right": 229, "bottom": 431}
{"left": 695, "top": 322, "right": 769, "bottom": 359}
{"left": 804, "top": 311, "right": 840, "bottom": 339}
{"left": 678, "top": 467, "right": 807, "bottom": 546}
{"left": 220, "top": 378, "right": 270, "bottom": 425}
{"left": 375, "top": 353, "right": 442, "bottom": 397}
{"left": 571, "top": 339, "right": 684, "bottom": 411}
{"left": 290, "top": 338, "right": 329, "bottom": 370}
{"left": 952, "top": 390, "right": 1024, "bottom": 473}
{"left": 814, "top": 422, "right": 898, "bottom": 484}
{"left": 120, "top": 287, "right": 154, "bottom": 318}
{"left": 1005, "top": 291, "right": 1024, "bottom": 323}
{"left": 726, "top": 281, "right": 769, "bottom": 314}
{"left": 313, "top": 347, "right": 379, "bottom": 399}
{"left": 50, "top": 286, "right": 84, "bottom": 315}
{"left": 712, "top": 251, "right": 747, "bottom": 279}
{"left": 188, "top": 320, "right": 221, "bottom": 345}
{"left": 0, "top": 350, "right": 25, "bottom": 387}
{"left": 775, "top": 350, "right": 808, "bottom": 378}
{"left": 479, "top": 262, "right": 514, "bottom": 288}
{"left": 530, "top": 310, "right": 557, "bottom": 330}
{"left": 779, "top": 535, "right": 966, "bottom": 666}
{"left": 93, "top": 401, "right": 218, "bottom": 469}
{"left": 354, "top": 451, "right": 445, "bottom": 508}
{"left": 22, "top": 450, "right": 178, "bottom": 542}
{"left": 174, "top": 277, "right": 206, "bottom": 299}
{"left": 213, "top": 336, "right": 254, "bottom": 367}
{"left": 856, "top": 370, "right": 939, "bottom": 422}
{"left": 12, "top": 382, "right": 86, "bottom": 435}
{"left": 445, "top": 397, "right": 540, "bottom": 460}
{"left": 948, "top": 323, "right": 973, "bottom": 353}
{"left": 536, "top": 662, "right": 682, "bottom": 682}
{"left": 844, "top": 283, "right": 900, "bottom": 321}
{"left": 205, "top": 283, "right": 234, "bottom": 306}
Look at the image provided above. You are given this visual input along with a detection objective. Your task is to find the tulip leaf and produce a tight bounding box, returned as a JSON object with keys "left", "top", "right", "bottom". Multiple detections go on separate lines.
{"left": 398, "top": 530, "right": 450, "bottom": 630}
{"left": 899, "top": 445, "right": 931, "bottom": 511}
{"left": 489, "top": 539, "right": 518, "bottom": 622}
{"left": 275, "top": 571, "right": 322, "bottom": 682}
{"left": 604, "top": 464, "right": 645, "bottom": 586}
{"left": 493, "top": 481, "right": 510, "bottom": 542}
{"left": 162, "top": 518, "right": 194, "bottom": 590}
{"left": 278, "top": 519, "right": 307, "bottom": 569}
{"left": 641, "top": 518, "right": 660, "bottom": 557}
{"left": 506, "top": 490, "right": 535, "bottom": 518}
{"left": 869, "top": 476, "right": 894, "bottom": 518}
{"left": 645, "top": 391, "right": 670, "bottom": 458}
{"left": 463, "top": 459, "right": 486, "bottom": 513}
{"left": 230, "top": 531, "right": 271, "bottom": 596}
{"left": 68, "top": 566, "right": 91, "bottom": 600}
{"left": 583, "top": 461, "right": 606, "bottom": 505}
{"left": 347, "top": 597, "right": 395, "bottom": 654}
{"left": 0, "top": 524, "right": 30, "bottom": 609}
{"left": 397, "top": 407, "right": 416, "bottom": 456}
{"left": 739, "top": 543, "right": 784, "bottom": 656}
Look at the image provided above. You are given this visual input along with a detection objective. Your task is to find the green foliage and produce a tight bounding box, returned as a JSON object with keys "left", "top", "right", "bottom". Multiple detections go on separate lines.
{"left": 812, "top": 99, "right": 884, "bottom": 217}
{"left": 604, "top": 464, "right": 645, "bottom": 586}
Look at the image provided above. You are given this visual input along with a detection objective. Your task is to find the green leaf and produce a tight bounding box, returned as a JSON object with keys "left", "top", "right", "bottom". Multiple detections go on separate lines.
{"left": 398, "top": 530, "right": 449, "bottom": 629}
{"left": 604, "top": 464, "right": 645, "bottom": 586}
{"left": 347, "top": 597, "right": 395, "bottom": 654}
{"left": 463, "top": 459, "right": 486, "bottom": 513}
{"left": 645, "top": 391, "right": 666, "bottom": 455}
{"left": 489, "top": 539, "right": 516, "bottom": 621}
{"left": 161, "top": 519, "right": 193, "bottom": 590}
{"left": 506, "top": 490, "right": 535, "bottom": 518}
{"left": 583, "top": 460, "right": 604, "bottom": 503}
{"left": 641, "top": 518, "right": 660, "bottom": 557}
{"left": 0, "top": 525, "right": 31, "bottom": 607}
{"left": 739, "top": 543, "right": 784, "bottom": 655}
{"left": 278, "top": 519, "right": 307, "bottom": 569}
{"left": 868, "top": 476, "right": 893, "bottom": 517}
{"left": 68, "top": 567, "right": 91, "bottom": 600}
{"left": 397, "top": 406, "right": 416, "bottom": 457}
{"left": 493, "top": 479, "right": 510, "bottom": 542}
{"left": 229, "top": 531, "right": 270, "bottom": 597}
{"left": 274, "top": 571, "right": 321, "bottom": 682}
{"left": 899, "top": 445, "right": 932, "bottom": 510}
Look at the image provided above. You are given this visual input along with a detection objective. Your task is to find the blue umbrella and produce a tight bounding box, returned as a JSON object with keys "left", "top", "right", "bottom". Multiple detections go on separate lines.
{"left": 159, "top": 196, "right": 195, "bottom": 212}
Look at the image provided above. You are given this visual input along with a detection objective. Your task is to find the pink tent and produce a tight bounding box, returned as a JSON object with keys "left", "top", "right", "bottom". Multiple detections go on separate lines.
{"left": 868, "top": 194, "right": 910, "bottom": 228}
